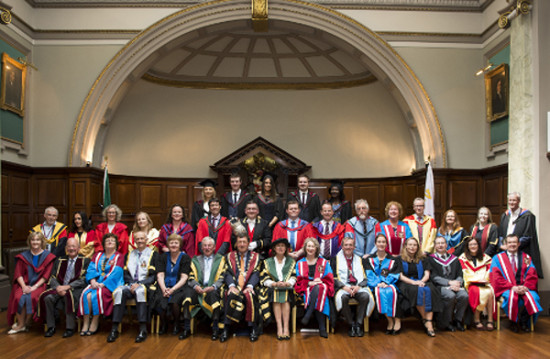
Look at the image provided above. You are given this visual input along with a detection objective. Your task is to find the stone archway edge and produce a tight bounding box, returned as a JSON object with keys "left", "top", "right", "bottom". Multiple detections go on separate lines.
{"left": 69, "top": 0, "right": 447, "bottom": 168}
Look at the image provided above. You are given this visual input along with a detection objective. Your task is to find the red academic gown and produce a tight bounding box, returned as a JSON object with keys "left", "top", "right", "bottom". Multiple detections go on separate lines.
{"left": 272, "top": 219, "right": 312, "bottom": 254}
{"left": 94, "top": 222, "right": 129, "bottom": 255}
{"left": 195, "top": 216, "right": 232, "bottom": 255}
{"left": 490, "top": 251, "right": 542, "bottom": 322}
{"left": 7, "top": 250, "right": 56, "bottom": 326}
{"left": 158, "top": 222, "right": 195, "bottom": 256}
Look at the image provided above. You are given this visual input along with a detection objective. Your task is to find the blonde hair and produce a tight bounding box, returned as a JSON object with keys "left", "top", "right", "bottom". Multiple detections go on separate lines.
{"left": 132, "top": 211, "right": 153, "bottom": 233}
{"left": 27, "top": 232, "right": 47, "bottom": 250}
{"left": 303, "top": 237, "right": 320, "bottom": 258}
{"left": 385, "top": 201, "right": 403, "bottom": 219}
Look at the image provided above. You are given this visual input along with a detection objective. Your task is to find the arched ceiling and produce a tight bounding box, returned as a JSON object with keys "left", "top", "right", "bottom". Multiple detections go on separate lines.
{"left": 142, "top": 20, "right": 376, "bottom": 89}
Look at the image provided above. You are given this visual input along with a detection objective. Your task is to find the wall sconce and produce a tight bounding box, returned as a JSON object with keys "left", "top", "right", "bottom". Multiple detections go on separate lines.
{"left": 498, "top": 0, "right": 533, "bottom": 29}
{"left": 475, "top": 63, "right": 494, "bottom": 76}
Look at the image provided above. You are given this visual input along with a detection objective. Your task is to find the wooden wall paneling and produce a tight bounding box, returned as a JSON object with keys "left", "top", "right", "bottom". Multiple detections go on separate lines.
{"left": 1, "top": 175, "right": 8, "bottom": 205}
{"left": 71, "top": 180, "right": 88, "bottom": 208}
{"left": 35, "top": 177, "right": 67, "bottom": 209}
{"left": 90, "top": 182, "right": 102, "bottom": 216}
{"left": 383, "top": 184, "right": 403, "bottom": 205}
{"left": 403, "top": 183, "right": 418, "bottom": 215}
{"left": 343, "top": 186, "right": 354, "bottom": 208}
{"left": 357, "top": 185, "right": 380, "bottom": 211}
{"left": 112, "top": 182, "right": 137, "bottom": 212}
{"left": 11, "top": 174, "right": 31, "bottom": 206}
{"left": 167, "top": 185, "right": 189, "bottom": 212}
{"left": 448, "top": 179, "right": 478, "bottom": 209}
{"left": 9, "top": 211, "right": 32, "bottom": 246}
{"left": 483, "top": 177, "right": 502, "bottom": 207}
{"left": 140, "top": 184, "right": 162, "bottom": 209}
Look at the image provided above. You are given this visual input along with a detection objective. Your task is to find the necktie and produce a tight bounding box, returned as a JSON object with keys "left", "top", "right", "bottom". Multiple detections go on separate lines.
{"left": 234, "top": 193, "right": 238, "bottom": 204}
{"left": 323, "top": 239, "right": 331, "bottom": 258}
{"left": 203, "top": 257, "right": 211, "bottom": 286}
{"left": 302, "top": 193, "right": 306, "bottom": 204}
{"left": 324, "top": 222, "right": 330, "bottom": 235}
{"left": 511, "top": 254, "right": 517, "bottom": 273}
{"left": 63, "top": 259, "right": 75, "bottom": 285}
{"left": 362, "top": 220, "right": 367, "bottom": 235}
{"left": 238, "top": 254, "right": 246, "bottom": 288}
{"left": 417, "top": 216, "right": 423, "bottom": 241}
{"left": 134, "top": 252, "right": 142, "bottom": 281}
{"left": 346, "top": 258, "right": 357, "bottom": 284}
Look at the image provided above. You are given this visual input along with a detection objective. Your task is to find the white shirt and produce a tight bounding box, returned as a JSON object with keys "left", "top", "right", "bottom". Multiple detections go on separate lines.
{"left": 321, "top": 220, "right": 334, "bottom": 234}
{"left": 203, "top": 255, "right": 214, "bottom": 287}
{"left": 506, "top": 208, "right": 521, "bottom": 235}
{"left": 264, "top": 257, "right": 297, "bottom": 288}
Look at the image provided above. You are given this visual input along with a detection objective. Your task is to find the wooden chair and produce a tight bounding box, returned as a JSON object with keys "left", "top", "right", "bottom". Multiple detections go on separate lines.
{"left": 496, "top": 297, "right": 534, "bottom": 331}
{"left": 329, "top": 298, "right": 369, "bottom": 334}
{"left": 291, "top": 302, "right": 329, "bottom": 334}
{"left": 118, "top": 298, "right": 156, "bottom": 333}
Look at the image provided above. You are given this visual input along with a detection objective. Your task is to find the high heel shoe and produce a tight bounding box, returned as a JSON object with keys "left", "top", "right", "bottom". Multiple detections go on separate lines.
{"left": 423, "top": 319, "right": 435, "bottom": 337}
{"left": 385, "top": 325, "right": 394, "bottom": 335}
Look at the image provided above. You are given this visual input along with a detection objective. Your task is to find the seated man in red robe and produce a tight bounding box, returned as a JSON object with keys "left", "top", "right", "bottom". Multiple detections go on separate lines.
{"left": 490, "top": 234, "right": 542, "bottom": 332}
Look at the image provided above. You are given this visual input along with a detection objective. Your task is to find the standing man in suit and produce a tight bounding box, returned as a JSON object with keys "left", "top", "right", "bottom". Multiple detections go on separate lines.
{"left": 287, "top": 174, "right": 321, "bottom": 222}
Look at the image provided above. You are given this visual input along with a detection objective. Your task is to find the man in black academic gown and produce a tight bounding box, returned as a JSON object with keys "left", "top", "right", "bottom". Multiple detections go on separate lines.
{"left": 221, "top": 172, "right": 253, "bottom": 221}
{"left": 221, "top": 232, "right": 261, "bottom": 342}
{"left": 39, "top": 237, "right": 90, "bottom": 338}
{"left": 287, "top": 174, "right": 321, "bottom": 222}
{"left": 498, "top": 192, "right": 543, "bottom": 278}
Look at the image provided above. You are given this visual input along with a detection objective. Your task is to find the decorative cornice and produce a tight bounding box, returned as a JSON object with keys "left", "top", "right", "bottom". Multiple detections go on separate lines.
{"left": 142, "top": 72, "right": 377, "bottom": 89}
{"left": 25, "top": 0, "right": 493, "bottom": 12}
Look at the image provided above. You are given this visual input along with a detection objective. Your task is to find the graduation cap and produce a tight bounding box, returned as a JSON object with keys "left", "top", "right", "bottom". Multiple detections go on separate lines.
{"left": 199, "top": 179, "right": 218, "bottom": 188}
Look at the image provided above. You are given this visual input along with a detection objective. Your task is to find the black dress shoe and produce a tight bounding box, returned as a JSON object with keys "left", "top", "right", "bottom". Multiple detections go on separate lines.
{"left": 107, "top": 330, "right": 119, "bottom": 343}
{"left": 135, "top": 330, "right": 147, "bottom": 343}
{"left": 446, "top": 325, "right": 456, "bottom": 332}
{"left": 510, "top": 322, "right": 519, "bottom": 333}
{"left": 355, "top": 324, "right": 364, "bottom": 337}
{"left": 211, "top": 328, "right": 219, "bottom": 341}
{"left": 179, "top": 329, "right": 191, "bottom": 340}
{"left": 249, "top": 328, "right": 259, "bottom": 342}
{"left": 219, "top": 329, "right": 229, "bottom": 342}
{"left": 44, "top": 327, "right": 56, "bottom": 337}
{"left": 392, "top": 328, "right": 401, "bottom": 335}
{"left": 62, "top": 329, "right": 75, "bottom": 338}
{"left": 454, "top": 321, "right": 465, "bottom": 332}
{"left": 171, "top": 326, "right": 180, "bottom": 336}
{"left": 319, "top": 329, "right": 328, "bottom": 338}
{"left": 348, "top": 325, "right": 356, "bottom": 337}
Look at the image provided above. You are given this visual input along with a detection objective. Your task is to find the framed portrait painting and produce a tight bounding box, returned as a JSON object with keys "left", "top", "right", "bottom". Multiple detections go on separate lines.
{"left": 485, "top": 63, "right": 508, "bottom": 122}
{"left": 1, "top": 52, "right": 26, "bottom": 116}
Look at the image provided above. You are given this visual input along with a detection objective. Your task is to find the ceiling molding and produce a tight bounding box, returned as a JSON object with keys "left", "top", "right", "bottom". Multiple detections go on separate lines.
{"left": 24, "top": 0, "right": 494, "bottom": 12}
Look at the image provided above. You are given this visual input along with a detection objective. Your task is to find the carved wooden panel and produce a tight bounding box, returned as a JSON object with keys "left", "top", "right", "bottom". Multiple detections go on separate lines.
{"left": 449, "top": 179, "right": 478, "bottom": 208}
{"left": 140, "top": 185, "right": 162, "bottom": 209}
{"left": 11, "top": 175, "right": 31, "bottom": 206}
{"left": 36, "top": 177, "right": 67, "bottom": 208}
{"left": 90, "top": 182, "right": 102, "bottom": 214}
{"left": 72, "top": 180, "right": 87, "bottom": 207}
{"left": 149, "top": 213, "right": 164, "bottom": 229}
{"left": 403, "top": 183, "right": 418, "bottom": 213}
{"left": 358, "top": 185, "right": 380, "bottom": 211}
{"left": 167, "top": 185, "right": 189, "bottom": 209}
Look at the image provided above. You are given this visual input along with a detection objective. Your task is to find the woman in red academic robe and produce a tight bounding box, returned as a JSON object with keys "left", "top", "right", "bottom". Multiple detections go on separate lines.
{"left": 295, "top": 237, "right": 334, "bottom": 338}
{"left": 7, "top": 232, "right": 56, "bottom": 334}
{"left": 157, "top": 204, "right": 195, "bottom": 256}
{"left": 94, "top": 204, "right": 129, "bottom": 255}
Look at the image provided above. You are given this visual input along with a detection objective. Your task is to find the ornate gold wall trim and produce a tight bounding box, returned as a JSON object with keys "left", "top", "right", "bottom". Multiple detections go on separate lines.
{"left": 142, "top": 72, "right": 377, "bottom": 89}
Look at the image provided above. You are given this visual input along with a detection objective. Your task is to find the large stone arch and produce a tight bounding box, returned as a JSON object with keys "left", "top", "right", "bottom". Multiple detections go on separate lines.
{"left": 69, "top": 0, "right": 447, "bottom": 169}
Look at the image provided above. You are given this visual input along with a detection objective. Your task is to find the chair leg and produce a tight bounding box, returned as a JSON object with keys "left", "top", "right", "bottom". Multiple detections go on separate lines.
{"left": 292, "top": 306, "right": 296, "bottom": 334}
{"left": 190, "top": 317, "right": 194, "bottom": 335}
{"left": 364, "top": 316, "right": 369, "bottom": 333}
{"left": 150, "top": 315, "right": 155, "bottom": 334}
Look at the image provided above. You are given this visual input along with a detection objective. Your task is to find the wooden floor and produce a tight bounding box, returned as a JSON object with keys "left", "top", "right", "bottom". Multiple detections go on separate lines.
{"left": 2, "top": 313, "right": 550, "bottom": 359}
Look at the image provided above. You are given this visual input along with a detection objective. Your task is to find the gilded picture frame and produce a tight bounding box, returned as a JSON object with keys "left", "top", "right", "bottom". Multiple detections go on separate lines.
{"left": 485, "top": 63, "right": 508, "bottom": 122}
{"left": 1, "top": 52, "right": 26, "bottom": 116}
